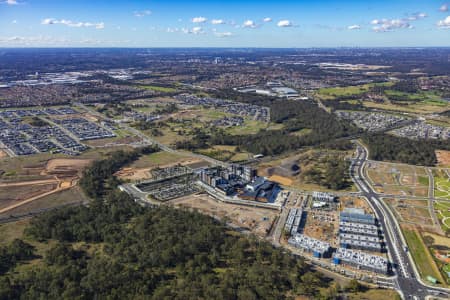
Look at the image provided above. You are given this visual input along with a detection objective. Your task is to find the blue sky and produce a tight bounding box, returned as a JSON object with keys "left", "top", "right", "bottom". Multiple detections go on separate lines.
{"left": 1, "top": 0, "right": 450, "bottom": 47}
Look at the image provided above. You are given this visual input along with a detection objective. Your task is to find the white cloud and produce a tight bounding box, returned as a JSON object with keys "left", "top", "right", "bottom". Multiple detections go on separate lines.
{"left": 214, "top": 31, "right": 233, "bottom": 38}
{"left": 0, "top": 35, "right": 71, "bottom": 46}
{"left": 372, "top": 19, "right": 412, "bottom": 32}
{"left": 182, "top": 26, "right": 204, "bottom": 34}
{"left": 407, "top": 12, "right": 427, "bottom": 21}
{"left": 41, "top": 18, "right": 104, "bottom": 29}
{"left": 12, "top": 20, "right": 17, "bottom": 24}
{"left": 277, "top": 20, "right": 293, "bottom": 27}
{"left": 347, "top": 24, "right": 361, "bottom": 30}
{"left": 243, "top": 20, "right": 257, "bottom": 28}
{"left": 371, "top": 13, "right": 426, "bottom": 32}
{"left": 263, "top": 17, "right": 272, "bottom": 22}
{"left": 1, "top": 0, "right": 18, "bottom": 5}
{"left": 134, "top": 10, "right": 151, "bottom": 17}
{"left": 440, "top": 4, "right": 449, "bottom": 12}
{"left": 437, "top": 16, "right": 450, "bottom": 28}
{"left": 211, "top": 19, "right": 225, "bottom": 25}
{"left": 192, "top": 16, "right": 207, "bottom": 23}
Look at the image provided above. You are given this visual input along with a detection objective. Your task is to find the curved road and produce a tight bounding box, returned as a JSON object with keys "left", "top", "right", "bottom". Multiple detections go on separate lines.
{"left": 351, "top": 141, "right": 449, "bottom": 299}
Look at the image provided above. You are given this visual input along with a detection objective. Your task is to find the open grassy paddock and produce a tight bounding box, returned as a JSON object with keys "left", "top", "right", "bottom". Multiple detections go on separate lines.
{"left": 363, "top": 101, "right": 449, "bottom": 114}
{"left": 196, "top": 145, "right": 251, "bottom": 162}
{"left": 140, "top": 85, "right": 177, "bottom": 93}
{"left": 316, "top": 82, "right": 391, "bottom": 100}
{"left": 402, "top": 227, "right": 445, "bottom": 284}
{"left": 434, "top": 201, "right": 450, "bottom": 230}
{"left": 129, "top": 151, "right": 190, "bottom": 169}
{"left": 434, "top": 169, "right": 450, "bottom": 200}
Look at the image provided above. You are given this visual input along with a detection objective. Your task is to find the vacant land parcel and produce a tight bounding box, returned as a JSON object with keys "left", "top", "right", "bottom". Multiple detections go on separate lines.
{"left": 365, "top": 161, "right": 429, "bottom": 197}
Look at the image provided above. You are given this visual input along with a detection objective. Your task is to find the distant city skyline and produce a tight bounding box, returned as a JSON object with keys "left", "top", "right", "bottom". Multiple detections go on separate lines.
{"left": 1, "top": 0, "right": 450, "bottom": 47}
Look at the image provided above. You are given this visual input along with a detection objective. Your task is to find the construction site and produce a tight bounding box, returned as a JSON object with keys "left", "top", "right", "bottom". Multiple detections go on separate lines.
{"left": 135, "top": 165, "right": 199, "bottom": 201}
{"left": 169, "top": 193, "right": 278, "bottom": 237}
{"left": 0, "top": 158, "right": 91, "bottom": 216}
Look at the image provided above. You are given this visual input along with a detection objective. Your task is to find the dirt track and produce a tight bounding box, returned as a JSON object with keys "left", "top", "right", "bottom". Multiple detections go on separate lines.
{"left": 0, "top": 179, "right": 58, "bottom": 187}
{"left": 0, "top": 181, "right": 74, "bottom": 214}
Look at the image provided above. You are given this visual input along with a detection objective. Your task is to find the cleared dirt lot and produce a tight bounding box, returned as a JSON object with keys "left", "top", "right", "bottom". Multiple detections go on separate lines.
{"left": 436, "top": 150, "right": 450, "bottom": 167}
{"left": 339, "top": 195, "right": 372, "bottom": 213}
{"left": 168, "top": 193, "right": 278, "bottom": 237}
{"left": 0, "top": 183, "right": 57, "bottom": 210}
{"left": 0, "top": 158, "right": 90, "bottom": 214}
{"left": 384, "top": 198, "right": 436, "bottom": 231}
{"left": 44, "top": 158, "right": 92, "bottom": 176}
{"left": 366, "top": 161, "right": 429, "bottom": 197}
{"left": 302, "top": 211, "right": 339, "bottom": 247}
{"left": 117, "top": 152, "right": 208, "bottom": 181}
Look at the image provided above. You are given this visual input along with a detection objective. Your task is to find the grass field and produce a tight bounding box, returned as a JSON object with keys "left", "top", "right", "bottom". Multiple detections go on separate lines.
{"left": 197, "top": 145, "right": 251, "bottom": 162}
{"left": 225, "top": 120, "right": 283, "bottom": 136}
{"left": 435, "top": 201, "right": 450, "bottom": 229}
{"left": 0, "top": 219, "right": 30, "bottom": 246}
{"left": 434, "top": 173, "right": 450, "bottom": 199}
{"left": 316, "top": 83, "right": 390, "bottom": 99}
{"left": 346, "top": 289, "right": 400, "bottom": 300}
{"left": 140, "top": 85, "right": 177, "bottom": 93}
{"left": 0, "top": 186, "right": 88, "bottom": 219}
{"left": 402, "top": 228, "right": 445, "bottom": 283}
{"left": 130, "top": 151, "right": 187, "bottom": 169}
{"left": 363, "top": 101, "right": 449, "bottom": 114}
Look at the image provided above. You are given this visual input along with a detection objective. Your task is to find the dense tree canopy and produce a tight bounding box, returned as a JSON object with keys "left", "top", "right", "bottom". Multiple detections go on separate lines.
{"left": 0, "top": 148, "right": 335, "bottom": 299}
{"left": 362, "top": 134, "right": 450, "bottom": 166}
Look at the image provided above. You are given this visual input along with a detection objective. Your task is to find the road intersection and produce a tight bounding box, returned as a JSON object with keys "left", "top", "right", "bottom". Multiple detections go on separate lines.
{"left": 351, "top": 141, "right": 449, "bottom": 299}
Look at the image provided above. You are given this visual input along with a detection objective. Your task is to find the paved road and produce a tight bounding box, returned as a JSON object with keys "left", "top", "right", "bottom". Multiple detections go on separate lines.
{"left": 351, "top": 141, "right": 450, "bottom": 299}
{"left": 426, "top": 168, "right": 444, "bottom": 234}
{"left": 74, "top": 102, "right": 228, "bottom": 168}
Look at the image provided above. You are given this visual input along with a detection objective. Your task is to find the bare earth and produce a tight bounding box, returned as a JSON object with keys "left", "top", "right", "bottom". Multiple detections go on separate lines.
{"left": 168, "top": 193, "right": 278, "bottom": 237}
{"left": 436, "top": 150, "right": 450, "bottom": 167}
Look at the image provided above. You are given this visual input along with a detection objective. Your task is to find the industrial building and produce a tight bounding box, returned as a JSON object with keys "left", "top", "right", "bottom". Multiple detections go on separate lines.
{"left": 288, "top": 233, "right": 332, "bottom": 258}
{"left": 332, "top": 248, "right": 390, "bottom": 274}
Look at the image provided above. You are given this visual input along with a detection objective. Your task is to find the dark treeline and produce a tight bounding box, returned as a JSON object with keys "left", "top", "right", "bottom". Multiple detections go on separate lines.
{"left": 303, "top": 156, "right": 352, "bottom": 190}
{"left": 0, "top": 239, "right": 35, "bottom": 275}
{"left": 362, "top": 134, "right": 450, "bottom": 166}
{"left": 0, "top": 147, "right": 337, "bottom": 299}
{"left": 80, "top": 145, "right": 159, "bottom": 198}
{"left": 1, "top": 203, "right": 333, "bottom": 299}
{"left": 177, "top": 90, "right": 359, "bottom": 156}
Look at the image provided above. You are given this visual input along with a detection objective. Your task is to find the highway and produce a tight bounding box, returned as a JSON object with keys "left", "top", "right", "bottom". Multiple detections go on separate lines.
{"left": 350, "top": 141, "right": 450, "bottom": 299}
